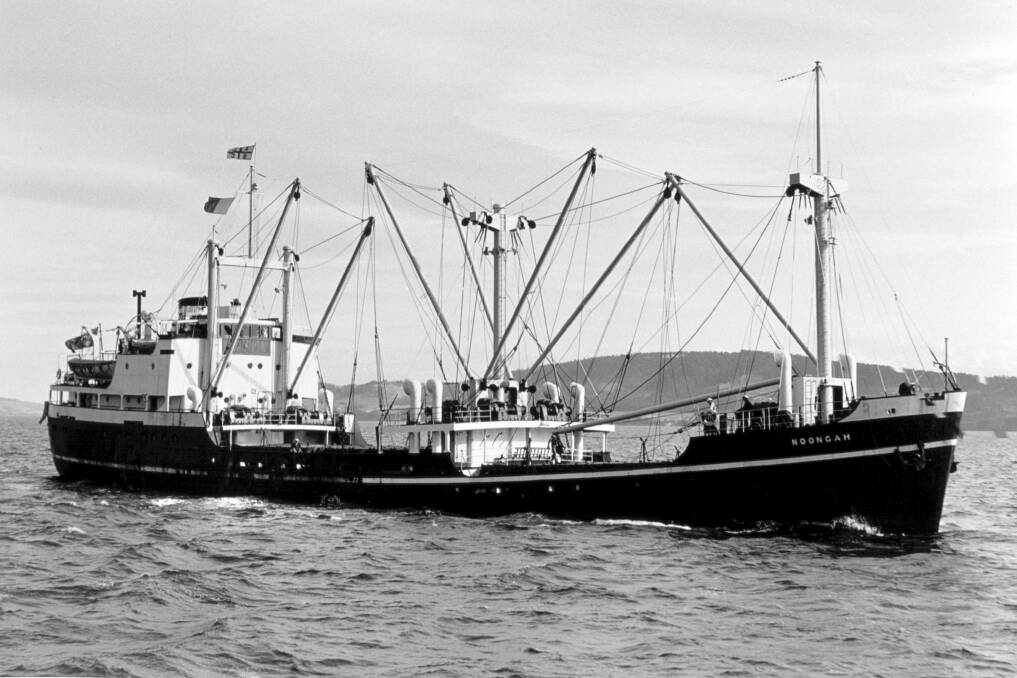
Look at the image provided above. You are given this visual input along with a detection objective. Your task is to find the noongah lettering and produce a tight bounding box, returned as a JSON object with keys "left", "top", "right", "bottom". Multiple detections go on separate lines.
{"left": 790, "top": 433, "right": 851, "bottom": 446}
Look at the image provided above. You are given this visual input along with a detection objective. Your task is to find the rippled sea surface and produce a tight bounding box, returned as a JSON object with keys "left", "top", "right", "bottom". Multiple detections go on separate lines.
{"left": 1, "top": 417, "right": 1016, "bottom": 677}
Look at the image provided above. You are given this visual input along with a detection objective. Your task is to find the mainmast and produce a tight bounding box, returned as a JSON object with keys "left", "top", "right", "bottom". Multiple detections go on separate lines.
{"left": 812, "top": 60, "right": 834, "bottom": 422}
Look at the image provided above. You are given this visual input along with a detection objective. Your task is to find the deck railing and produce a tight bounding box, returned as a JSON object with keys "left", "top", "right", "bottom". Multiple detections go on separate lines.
{"left": 698, "top": 403, "right": 855, "bottom": 436}
{"left": 216, "top": 410, "right": 333, "bottom": 427}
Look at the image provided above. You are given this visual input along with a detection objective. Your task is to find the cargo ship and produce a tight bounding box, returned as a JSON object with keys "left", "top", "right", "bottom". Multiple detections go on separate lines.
{"left": 44, "top": 64, "right": 964, "bottom": 533}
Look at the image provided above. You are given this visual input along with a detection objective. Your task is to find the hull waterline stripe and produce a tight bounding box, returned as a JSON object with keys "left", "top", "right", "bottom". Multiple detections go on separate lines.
{"left": 52, "top": 439, "right": 957, "bottom": 485}
{"left": 358, "top": 440, "right": 957, "bottom": 485}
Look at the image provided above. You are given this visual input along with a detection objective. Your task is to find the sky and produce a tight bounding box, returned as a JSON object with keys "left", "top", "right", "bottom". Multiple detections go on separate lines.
{"left": 2, "top": 0, "right": 1016, "bottom": 401}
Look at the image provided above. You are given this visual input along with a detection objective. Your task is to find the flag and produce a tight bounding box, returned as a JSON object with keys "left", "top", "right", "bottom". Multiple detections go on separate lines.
{"left": 64, "top": 331, "right": 94, "bottom": 352}
{"left": 90, "top": 326, "right": 99, "bottom": 335}
{"left": 227, "top": 145, "right": 255, "bottom": 160}
{"left": 204, "top": 196, "right": 234, "bottom": 214}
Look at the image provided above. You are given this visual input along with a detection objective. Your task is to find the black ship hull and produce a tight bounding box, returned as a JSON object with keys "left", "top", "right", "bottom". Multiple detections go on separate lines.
{"left": 47, "top": 397, "right": 963, "bottom": 534}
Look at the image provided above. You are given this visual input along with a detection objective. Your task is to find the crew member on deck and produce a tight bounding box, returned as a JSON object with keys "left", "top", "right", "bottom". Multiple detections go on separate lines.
{"left": 701, "top": 397, "right": 719, "bottom": 435}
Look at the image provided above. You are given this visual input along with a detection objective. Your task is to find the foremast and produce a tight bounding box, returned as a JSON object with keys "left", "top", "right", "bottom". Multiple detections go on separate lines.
{"left": 812, "top": 61, "right": 834, "bottom": 423}
{"left": 786, "top": 60, "right": 837, "bottom": 422}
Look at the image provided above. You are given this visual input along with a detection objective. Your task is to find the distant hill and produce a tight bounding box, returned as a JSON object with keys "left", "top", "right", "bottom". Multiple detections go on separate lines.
{"left": 327, "top": 350, "right": 1015, "bottom": 431}
{"left": 0, "top": 398, "right": 41, "bottom": 417}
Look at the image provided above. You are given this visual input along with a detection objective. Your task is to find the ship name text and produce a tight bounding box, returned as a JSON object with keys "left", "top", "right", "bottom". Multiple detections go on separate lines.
{"left": 790, "top": 433, "right": 851, "bottom": 447}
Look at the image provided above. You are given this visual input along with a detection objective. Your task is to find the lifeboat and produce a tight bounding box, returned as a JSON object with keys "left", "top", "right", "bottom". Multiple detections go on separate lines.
{"left": 66, "top": 357, "right": 116, "bottom": 382}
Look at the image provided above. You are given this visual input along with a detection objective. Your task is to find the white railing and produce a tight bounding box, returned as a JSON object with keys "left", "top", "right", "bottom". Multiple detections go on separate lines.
{"left": 698, "top": 403, "right": 854, "bottom": 435}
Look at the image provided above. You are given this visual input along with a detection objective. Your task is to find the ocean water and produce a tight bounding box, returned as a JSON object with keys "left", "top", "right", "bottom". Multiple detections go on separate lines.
{"left": 1, "top": 416, "right": 1015, "bottom": 677}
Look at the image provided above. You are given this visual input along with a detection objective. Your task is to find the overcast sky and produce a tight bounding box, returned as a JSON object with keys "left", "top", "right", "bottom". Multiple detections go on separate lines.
{"left": 2, "top": 1, "right": 1015, "bottom": 401}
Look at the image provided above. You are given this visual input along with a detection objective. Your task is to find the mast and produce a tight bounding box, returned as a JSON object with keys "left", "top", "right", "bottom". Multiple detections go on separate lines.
{"left": 491, "top": 203, "right": 508, "bottom": 377}
{"left": 280, "top": 245, "right": 295, "bottom": 405}
{"left": 813, "top": 60, "right": 834, "bottom": 422}
{"left": 204, "top": 239, "right": 220, "bottom": 412}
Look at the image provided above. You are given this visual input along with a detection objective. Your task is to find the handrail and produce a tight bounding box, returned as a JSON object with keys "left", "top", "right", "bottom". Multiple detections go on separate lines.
{"left": 216, "top": 410, "right": 333, "bottom": 428}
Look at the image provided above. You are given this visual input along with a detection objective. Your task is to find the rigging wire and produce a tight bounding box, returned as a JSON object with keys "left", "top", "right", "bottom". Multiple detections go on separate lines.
{"left": 667, "top": 203, "right": 694, "bottom": 403}
{"left": 220, "top": 182, "right": 290, "bottom": 252}
{"left": 371, "top": 167, "right": 446, "bottom": 211}
{"left": 597, "top": 154, "right": 660, "bottom": 181}
{"left": 374, "top": 177, "right": 446, "bottom": 218}
{"left": 297, "top": 218, "right": 371, "bottom": 257}
{"left": 741, "top": 201, "right": 795, "bottom": 389}
{"left": 679, "top": 177, "right": 785, "bottom": 199}
{"left": 444, "top": 183, "right": 487, "bottom": 211}
{"left": 154, "top": 241, "right": 207, "bottom": 316}
{"left": 604, "top": 214, "right": 670, "bottom": 408}
{"left": 507, "top": 165, "right": 586, "bottom": 217}
{"left": 837, "top": 217, "right": 892, "bottom": 393}
{"left": 494, "top": 180, "right": 586, "bottom": 380}
{"left": 370, "top": 204, "right": 388, "bottom": 426}
{"left": 625, "top": 196, "right": 786, "bottom": 367}
{"left": 533, "top": 205, "right": 669, "bottom": 411}
{"left": 293, "top": 266, "right": 324, "bottom": 393}
{"left": 833, "top": 230, "right": 850, "bottom": 374}
{"left": 784, "top": 72, "right": 816, "bottom": 176}
{"left": 530, "top": 181, "right": 662, "bottom": 223}
{"left": 601, "top": 155, "right": 786, "bottom": 198}
{"left": 301, "top": 186, "right": 365, "bottom": 221}
{"left": 613, "top": 198, "right": 777, "bottom": 407}
{"left": 501, "top": 150, "right": 590, "bottom": 210}
{"left": 816, "top": 72, "right": 940, "bottom": 385}
{"left": 371, "top": 188, "right": 450, "bottom": 383}
{"left": 897, "top": 297, "right": 931, "bottom": 386}
{"left": 299, "top": 238, "right": 358, "bottom": 271}
{"left": 574, "top": 169, "right": 596, "bottom": 384}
